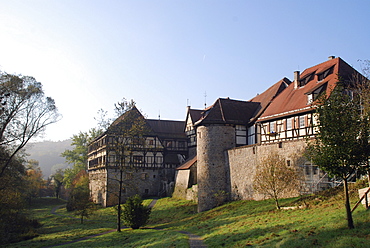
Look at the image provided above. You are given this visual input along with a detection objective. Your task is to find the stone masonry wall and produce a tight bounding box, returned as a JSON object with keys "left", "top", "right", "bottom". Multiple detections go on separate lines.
{"left": 172, "top": 170, "right": 190, "bottom": 199}
{"left": 197, "top": 125, "right": 235, "bottom": 212}
{"left": 105, "top": 168, "right": 162, "bottom": 206}
{"left": 89, "top": 168, "right": 108, "bottom": 207}
{"left": 228, "top": 139, "right": 307, "bottom": 201}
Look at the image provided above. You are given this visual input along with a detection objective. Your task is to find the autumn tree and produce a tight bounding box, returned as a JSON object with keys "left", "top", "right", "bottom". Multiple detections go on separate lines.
{"left": 61, "top": 128, "right": 101, "bottom": 188}
{"left": 0, "top": 148, "right": 40, "bottom": 244}
{"left": 351, "top": 60, "right": 370, "bottom": 184}
{"left": 0, "top": 72, "right": 60, "bottom": 177}
{"left": 24, "top": 159, "right": 44, "bottom": 204}
{"left": 306, "top": 82, "right": 370, "bottom": 229}
{"left": 0, "top": 71, "right": 58, "bottom": 244}
{"left": 66, "top": 170, "right": 95, "bottom": 224}
{"left": 253, "top": 151, "right": 301, "bottom": 209}
{"left": 51, "top": 169, "right": 64, "bottom": 199}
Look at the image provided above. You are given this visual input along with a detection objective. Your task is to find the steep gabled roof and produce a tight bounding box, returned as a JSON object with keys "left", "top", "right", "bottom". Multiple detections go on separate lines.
{"left": 249, "top": 77, "right": 291, "bottom": 121}
{"left": 259, "top": 57, "right": 359, "bottom": 121}
{"left": 108, "top": 106, "right": 186, "bottom": 139}
{"left": 195, "top": 98, "right": 261, "bottom": 126}
{"left": 188, "top": 108, "right": 203, "bottom": 124}
{"left": 184, "top": 107, "right": 203, "bottom": 131}
{"left": 146, "top": 119, "right": 186, "bottom": 139}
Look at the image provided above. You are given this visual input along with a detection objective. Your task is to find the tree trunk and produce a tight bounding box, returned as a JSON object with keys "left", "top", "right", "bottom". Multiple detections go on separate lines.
{"left": 274, "top": 193, "right": 280, "bottom": 209}
{"left": 117, "top": 169, "right": 123, "bottom": 232}
{"left": 343, "top": 178, "right": 354, "bottom": 229}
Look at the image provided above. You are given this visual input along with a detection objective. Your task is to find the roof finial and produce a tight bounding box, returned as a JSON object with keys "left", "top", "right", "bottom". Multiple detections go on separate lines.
{"left": 204, "top": 91, "right": 207, "bottom": 109}
{"left": 158, "top": 110, "right": 160, "bottom": 120}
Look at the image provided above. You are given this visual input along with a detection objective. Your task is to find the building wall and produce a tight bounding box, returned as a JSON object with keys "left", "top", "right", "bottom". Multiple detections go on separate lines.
{"left": 89, "top": 168, "right": 108, "bottom": 207}
{"left": 105, "top": 168, "right": 163, "bottom": 206}
{"left": 259, "top": 113, "right": 316, "bottom": 143}
{"left": 197, "top": 124, "right": 235, "bottom": 212}
{"left": 228, "top": 139, "right": 329, "bottom": 201}
{"left": 172, "top": 170, "right": 190, "bottom": 199}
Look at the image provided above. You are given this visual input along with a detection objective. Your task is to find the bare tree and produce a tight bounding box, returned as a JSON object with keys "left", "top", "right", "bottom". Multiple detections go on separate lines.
{"left": 105, "top": 100, "right": 149, "bottom": 232}
{"left": 0, "top": 72, "right": 60, "bottom": 177}
{"left": 253, "top": 151, "right": 301, "bottom": 209}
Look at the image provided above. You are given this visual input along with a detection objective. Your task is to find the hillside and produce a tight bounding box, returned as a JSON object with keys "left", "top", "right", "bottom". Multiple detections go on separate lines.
{"left": 6, "top": 180, "right": 370, "bottom": 247}
{"left": 25, "top": 140, "right": 72, "bottom": 178}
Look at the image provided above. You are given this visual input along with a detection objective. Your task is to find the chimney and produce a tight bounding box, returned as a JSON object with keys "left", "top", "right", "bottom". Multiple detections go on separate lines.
{"left": 294, "top": 71, "right": 300, "bottom": 89}
{"left": 328, "top": 55, "right": 335, "bottom": 60}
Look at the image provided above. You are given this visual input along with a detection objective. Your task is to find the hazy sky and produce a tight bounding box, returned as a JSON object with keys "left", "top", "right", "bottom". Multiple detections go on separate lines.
{"left": 1, "top": 1, "right": 370, "bottom": 141}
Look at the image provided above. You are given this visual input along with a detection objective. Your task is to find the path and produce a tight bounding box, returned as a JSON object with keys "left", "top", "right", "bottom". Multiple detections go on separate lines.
{"left": 49, "top": 199, "right": 207, "bottom": 248}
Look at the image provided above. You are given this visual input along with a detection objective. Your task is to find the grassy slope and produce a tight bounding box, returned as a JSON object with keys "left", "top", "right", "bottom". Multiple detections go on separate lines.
{"left": 5, "top": 182, "right": 370, "bottom": 248}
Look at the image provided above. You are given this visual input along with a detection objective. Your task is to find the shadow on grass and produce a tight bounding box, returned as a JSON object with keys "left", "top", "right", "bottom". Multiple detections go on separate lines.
{"left": 57, "top": 228, "right": 189, "bottom": 248}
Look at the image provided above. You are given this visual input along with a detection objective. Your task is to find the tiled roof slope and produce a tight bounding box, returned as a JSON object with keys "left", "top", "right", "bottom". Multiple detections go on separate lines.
{"left": 195, "top": 98, "right": 261, "bottom": 126}
{"left": 147, "top": 119, "right": 186, "bottom": 139}
{"left": 249, "top": 77, "right": 291, "bottom": 121}
{"left": 177, "top": 156, "right": 197, "bottom": 170}
{"left": 189, "top": 109, "right": 203, "bottom": 124}
{"left": 109, "top": 106, "right": 186, "bottom": 139}
{"left": 259, "top": 57, "right": 358, "bottom": 120}
{"left": 184, "top": 108, "right": 203, "bottom": 130}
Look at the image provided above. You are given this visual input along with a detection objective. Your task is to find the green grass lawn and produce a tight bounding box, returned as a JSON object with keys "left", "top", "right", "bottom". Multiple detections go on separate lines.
{"left": 5, "top": 182, "right": 370, "bottom": 248}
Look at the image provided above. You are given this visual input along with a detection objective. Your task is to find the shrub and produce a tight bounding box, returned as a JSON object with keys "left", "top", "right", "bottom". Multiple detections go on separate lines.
{"left": 121, "top": 195, "right": 151, "bottom": 229}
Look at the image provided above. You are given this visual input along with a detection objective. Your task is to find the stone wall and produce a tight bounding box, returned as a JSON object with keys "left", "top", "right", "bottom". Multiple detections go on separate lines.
{"left": 89, "top": 168, "right": 108, "bottom": 207}
{"left": 197, "top": 124, "right": 235, "bottom": 212}
{"left": 228, "top": 139, "right": 309, "bottom": 201}
{"left": 172, "top": 169, "right": 190, "bottom": 199}
{"left": 90, "top": 167, "right": 177, "bottom": 207}
{"left": 105, "top": 168, "right": 162, "bottom": 206}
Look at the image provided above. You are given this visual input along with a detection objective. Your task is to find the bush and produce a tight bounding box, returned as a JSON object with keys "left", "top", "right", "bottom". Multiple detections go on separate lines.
{"left": 121, "top": 195, "right": 151, "bottom": 229}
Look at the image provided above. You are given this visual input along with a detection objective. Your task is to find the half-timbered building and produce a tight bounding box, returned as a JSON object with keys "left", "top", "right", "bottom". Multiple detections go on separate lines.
{"left": 88, "top": 56, "right": 363, "bottom": 211}
{"left": 88, "top": 107, "right": 187, "bottom": 206}
{"left": 172, "top": 56, "right": 363, "bottom": 211}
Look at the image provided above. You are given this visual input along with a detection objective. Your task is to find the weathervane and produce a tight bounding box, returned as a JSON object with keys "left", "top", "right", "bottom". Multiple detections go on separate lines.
{"left": 204, "top": 91, "right": 207, "bottom": 109}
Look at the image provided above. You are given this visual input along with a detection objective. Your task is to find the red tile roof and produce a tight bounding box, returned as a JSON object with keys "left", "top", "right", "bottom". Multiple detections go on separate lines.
{"left": 259, "top": 57, "right": 358, "bottom": 121}
{"left": 177, "top": 156, "right": 197, "bottom": 170}
{"left": 249, "top": 77, "right": 291, "bottom": 121}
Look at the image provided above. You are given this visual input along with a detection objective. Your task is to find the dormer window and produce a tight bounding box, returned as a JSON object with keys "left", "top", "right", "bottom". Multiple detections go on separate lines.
{"left": 317, "top": 66, "right": 334, "bottom": 81}
{"left": 307, "top": 94, "right": 313, "bottom": 104}
{"left": 299, "top": 73, "right": 314, "bottom": 87}
{"left": 305, "top": 82, "right": 328, "bottom": 104}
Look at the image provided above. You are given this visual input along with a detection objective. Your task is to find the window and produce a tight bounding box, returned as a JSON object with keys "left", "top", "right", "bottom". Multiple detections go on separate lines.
{"left": 305, "top": 166, "right": 310, "bottom": 175}
{"left": 178, "top": 141, "right": 185, "bottom": 149}
{"left": 287, "top": 160, "right": 291, "bottom": 166}
{"left": 299, "top": 73, "right": 314, "bottom": 87}
{"left": 133, "top": 156, "right": 143, "bottom": 164}
{"left": 313, "top": 166, "right": 318, "bottom": 175}
{"left": 307, "top": 94, "right": 313, "bottom": 104}
{"left": 270, "top": 122, "right": 275, "bottom": 133}
{"left": 286, "top": 118, "right": 292, "bottom": 130}
{"left": 299, "top": 116, "right": 305, "bottom": 128}
{"left": 149, "top": 139, "right": 154, "bottom": 146}
{"left": 317, "top": 66, "right": 334, "bottom": 81}
{"left": 278, "top": 142, "right": 283, "bottom": 148}
{"left": 141, "top": 173, "right": 149, "bottom": 180}
{"left": 125, "top": 173, "right": 133, "bottom": 179}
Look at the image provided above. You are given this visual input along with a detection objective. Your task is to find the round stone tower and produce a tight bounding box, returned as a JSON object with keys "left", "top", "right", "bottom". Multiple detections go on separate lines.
{"left": 197, "top": 124, "right": 235, "bottom": 212}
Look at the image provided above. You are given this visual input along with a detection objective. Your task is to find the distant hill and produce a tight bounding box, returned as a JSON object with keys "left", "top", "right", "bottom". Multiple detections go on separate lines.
{"left": 25, "top": 140, "right": 72, "bottom": 178}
